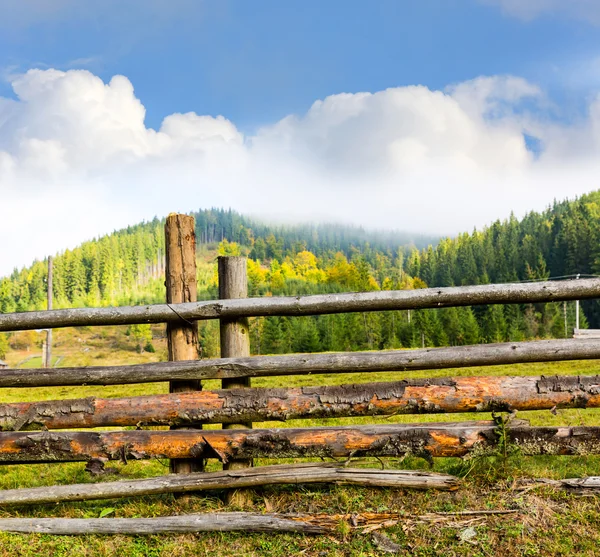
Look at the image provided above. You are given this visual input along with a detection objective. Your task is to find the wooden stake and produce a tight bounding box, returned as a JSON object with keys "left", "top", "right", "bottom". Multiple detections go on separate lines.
{"left": 218, "top": 256, "right": 252, "bottom": 506}
{"left": 165, "top": 213, "right": 202, "bottom": 474}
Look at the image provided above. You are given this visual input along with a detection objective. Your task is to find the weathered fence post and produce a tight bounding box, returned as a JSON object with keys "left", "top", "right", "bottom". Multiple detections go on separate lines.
{"left": 218, "top": 256, "right": 252, "bottom": 506}
{"left": 165, "top": 213, "right": 203, "bottom": 474}
{"left": 45, "top": 256, "right": 53, "bottom": 369}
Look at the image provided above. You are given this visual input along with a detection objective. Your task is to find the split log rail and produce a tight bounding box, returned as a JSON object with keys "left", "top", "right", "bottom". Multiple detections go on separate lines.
{"left": 1, "top": 213, "right": 600, "bottom": 510}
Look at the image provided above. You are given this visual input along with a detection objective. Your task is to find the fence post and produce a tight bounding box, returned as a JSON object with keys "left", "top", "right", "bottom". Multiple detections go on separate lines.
{"left": 45, "top": 256, "right": 52, "bottom": 369}
{"left": 165, "top": 213, "right": 203, "bottom": 474}
{"left": 218, "top": 256, "right": 252, "bottom": 506}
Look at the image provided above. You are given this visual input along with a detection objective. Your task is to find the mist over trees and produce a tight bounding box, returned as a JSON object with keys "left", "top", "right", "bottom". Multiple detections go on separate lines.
{"left": 1, "top": 192, "right": 599, "bottom": 356}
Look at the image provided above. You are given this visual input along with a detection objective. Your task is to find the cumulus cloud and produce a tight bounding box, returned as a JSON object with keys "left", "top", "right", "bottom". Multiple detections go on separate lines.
{"left": 0, "top": 68, "right": 598, "bottom": 276}
{"left": 480, "top": 0, "right": 600, "bottom": 25}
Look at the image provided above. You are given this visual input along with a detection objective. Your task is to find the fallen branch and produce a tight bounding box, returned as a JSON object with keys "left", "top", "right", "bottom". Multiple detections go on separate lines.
{"left": 1, "top": 375, "right": 599, "bottom": 431}
{"left": 0, "top": 513, "right": 326, "bottom": 535}
{"left": 289, "top": 510, "right": 520, "bottom": 532}
{"left": 0, "top": 463, "right": 459, "bottom": 506}
{"left": 0, "top": 509, "right": 523, "bottom": 536}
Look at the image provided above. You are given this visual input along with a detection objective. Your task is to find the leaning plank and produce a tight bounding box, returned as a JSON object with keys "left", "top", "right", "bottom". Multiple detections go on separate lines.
{"left": 3, "top": 374, "right": 600, "bottom": 431}
{"left": 0, "top": 513, "right": 325, "bottom": 535}
{"left": 1, "top": 338, "right": 600, "bottom": 388}
{"left": 1, "top": 278, "right": 599, "bottom": 332}
{"left": 0, "top": 463, "right": 459, "bottom": 506}
{"left": 0, "top": 421, "right": 599, "bottom": 463}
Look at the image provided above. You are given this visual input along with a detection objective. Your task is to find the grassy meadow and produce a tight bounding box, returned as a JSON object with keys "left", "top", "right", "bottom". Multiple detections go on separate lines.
{"left": 0, "top": 325, "right": 599, "bottom": 555}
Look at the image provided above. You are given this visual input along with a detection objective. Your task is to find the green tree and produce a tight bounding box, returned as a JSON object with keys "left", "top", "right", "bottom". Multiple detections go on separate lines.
{"left": 0, "top": 334, "right": 8, "bottom": 360}
{"left": 127, "top": 324, "right": 153, "bottom": 353}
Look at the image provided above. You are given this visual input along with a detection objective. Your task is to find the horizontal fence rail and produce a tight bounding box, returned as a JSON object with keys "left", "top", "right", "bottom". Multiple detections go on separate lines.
{"left": 0, "top": 338, "right": 599, "bottom": 388}
{"left": 1, "top": 421, "right": 600, "bottom": 463}
{"left": 1, "top": 278, "right": 599, "bottom": 332}
{"left": 2, "top": 375, "right": 600, "bottom": 431}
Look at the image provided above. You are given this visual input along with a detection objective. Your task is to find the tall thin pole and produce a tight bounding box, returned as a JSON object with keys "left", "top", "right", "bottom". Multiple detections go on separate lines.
{"left": 45, "top": 257, "right": 53, "bottom": 369}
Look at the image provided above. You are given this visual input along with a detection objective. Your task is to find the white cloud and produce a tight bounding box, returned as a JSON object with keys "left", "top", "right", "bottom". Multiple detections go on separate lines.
{"left": 0, "top": 68, "right": 599, "bottom": 276}
{"left": 480, "top": 0, "right": 600, "bottom": 24}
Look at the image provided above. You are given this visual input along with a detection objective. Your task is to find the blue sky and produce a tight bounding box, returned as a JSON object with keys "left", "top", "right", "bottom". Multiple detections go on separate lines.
{"left": 2, "top": 0, "right": 600, "bottom": 275}
{"left": 1, "top": 0, "right": 599, "bottom": 131}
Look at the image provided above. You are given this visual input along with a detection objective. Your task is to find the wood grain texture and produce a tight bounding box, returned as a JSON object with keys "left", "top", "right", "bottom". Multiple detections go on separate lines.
{"left": 0, "top": 513, "right": 326, "bottom": 535}
{"left": 165, "top": 213, "right": 202, "bottom": 474}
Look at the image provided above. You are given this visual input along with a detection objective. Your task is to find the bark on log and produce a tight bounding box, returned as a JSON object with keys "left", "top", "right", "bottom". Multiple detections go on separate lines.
{"left": 3, "top": 374, "right": 600, "bottom": 431}
{"left": 0, "top": 463, "right": 459, "bottom": 506}
{"left": 0, "top": 421, "right": 598, "bottom": 463}
{"left": 0, "top": 513, "right": 326, "bottom": 535}
{"left": 0, "top": 338, "right": 599, "bottom": 388}
{"left": 165, "top": 213, "right": 203, "bottom": 474}
{"left": 218, "top": 256, "right": 252, "bottom": 504}
{"left": 1, "top": 278, "right": 599, "bottom": 332}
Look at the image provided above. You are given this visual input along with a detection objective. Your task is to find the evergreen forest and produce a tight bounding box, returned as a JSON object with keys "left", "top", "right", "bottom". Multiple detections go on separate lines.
{"left": 2, "top": 192, "right": 600, "bottom": 359}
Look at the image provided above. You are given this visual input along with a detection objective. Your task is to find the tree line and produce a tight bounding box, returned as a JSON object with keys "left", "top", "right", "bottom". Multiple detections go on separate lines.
{"left": 1, "top": 193, "right": 598, "bottom": 360}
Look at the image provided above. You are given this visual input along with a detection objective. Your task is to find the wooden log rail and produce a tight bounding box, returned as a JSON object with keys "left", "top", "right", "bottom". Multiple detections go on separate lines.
{"left": 2, "top": 374, "right": 600, "bottom": 431}
{"left": 0, "top": 513, "right": 327, "bottom": 535}
{"left": 1, "top": 278, "right": 599, "bottom": 332}
{"left": 0, "top": 463, "right": 459, "bottom": 506}
{"left": 0, "top": 338, "right": 599, "bottom": 388}
{"left": 0, "top": 421, "right": 599, "bottom": 463}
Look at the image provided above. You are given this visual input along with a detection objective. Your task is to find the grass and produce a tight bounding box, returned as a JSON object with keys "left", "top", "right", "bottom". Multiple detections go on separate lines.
{"left": 1, "top": 326, "right": 600, "bottom": 555}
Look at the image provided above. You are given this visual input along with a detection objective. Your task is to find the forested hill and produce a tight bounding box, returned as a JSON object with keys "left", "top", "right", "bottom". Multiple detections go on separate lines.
{"left": 193, "top": 209, "right": 439, "bottom": 258}
{"left": 406, "top": 191, "right": 600, "bottom": 327}
{"left": 0, "top": 209, "right": 438, "bottom": 313}
{"left": 1, "top": 193, "right": 599, "bottom": 359}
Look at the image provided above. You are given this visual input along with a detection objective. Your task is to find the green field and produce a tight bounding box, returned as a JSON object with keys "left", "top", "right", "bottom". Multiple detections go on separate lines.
{"left": 0, "top": 327, "right": 600, "bottom": 556}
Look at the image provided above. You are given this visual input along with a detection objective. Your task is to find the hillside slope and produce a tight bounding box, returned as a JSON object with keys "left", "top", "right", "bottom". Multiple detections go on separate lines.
{"left": 1, "top": 194, "right": 599, "bottom": 362}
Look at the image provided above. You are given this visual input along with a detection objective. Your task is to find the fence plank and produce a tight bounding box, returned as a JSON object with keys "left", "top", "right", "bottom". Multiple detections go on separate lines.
{"left": 0, "top": 463, "right": 459, "bottom": 506}
{"left": 0, "top": 338, "right": 599, "bottom": 388}
{"left": 1, "top": 278, "right": 599, "bottom": 332}
{"left": 0, "top": 421, "right": 599, "bottom": 462}
{"left": 2, "top": 375, "right": 599, "bottom": 431}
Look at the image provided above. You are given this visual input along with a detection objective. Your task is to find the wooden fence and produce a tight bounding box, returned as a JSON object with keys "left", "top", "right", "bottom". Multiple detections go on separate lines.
{"left": 1, "top": 213, "right": 600, "bottom": 521}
